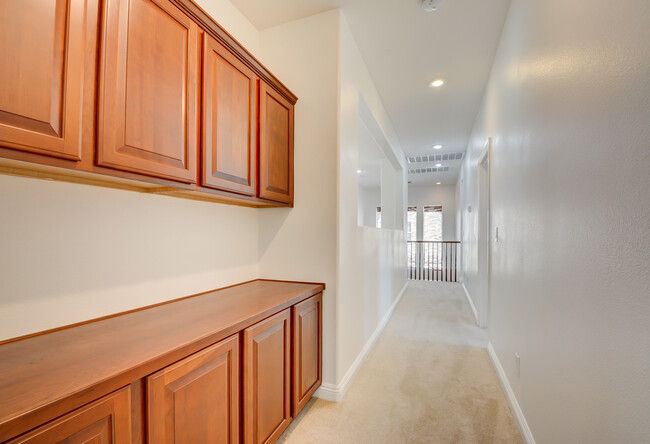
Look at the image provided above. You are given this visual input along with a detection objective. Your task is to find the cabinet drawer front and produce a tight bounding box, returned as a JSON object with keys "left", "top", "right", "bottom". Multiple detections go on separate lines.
{"left": 98, "top": 0, "right": 198, "bottom": 183}
{"left": 292, "top": 293, "right": 323, "bottom": 415}
{"left": 0, "top": 0, "right": 86, "bottom": 161}
{"left": 147, "top": 334, "right": 240, "bottom": 444}
{"left": 243, "top": 309, "right": 291, "bottom": 444}
{"left": 258, "top": 83, "right": 294, "bottom": 204}
{"left": 202, "top": 35, "right": 258, "bottom": 195}
{"left": 7, "top": 386, "right": 132, "bottom": 444}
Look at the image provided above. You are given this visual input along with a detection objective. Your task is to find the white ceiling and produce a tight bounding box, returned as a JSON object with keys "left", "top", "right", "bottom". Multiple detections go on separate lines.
{"left": 230, "top": 0, "right": 511, "bottom": 186}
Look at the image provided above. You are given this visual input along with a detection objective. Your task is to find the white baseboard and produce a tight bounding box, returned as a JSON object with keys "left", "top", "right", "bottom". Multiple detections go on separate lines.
{"left": 315, "top": 282, "right": 408, "bottom": 402}
{"left": 462, "top": 282, "right": 479, "bottom": 325}
{"left": 487, "top": 342, "right": 535, "bottom": 444}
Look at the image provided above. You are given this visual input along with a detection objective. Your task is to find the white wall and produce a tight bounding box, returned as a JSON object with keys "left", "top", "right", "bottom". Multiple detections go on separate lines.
{"left": 336, "top": 13, "right": 407, "bottom": 392}
{"left": 0, "top": 176, "right": 259, "bottom": 340}
{"left": 0, "top": 0, "right": 262, "bottom": 341}
{"left": 194, "top": 0, "right": 260, "bottom": 56}
{"left": 458, "top": 0, "right": 650, "bottom": 442}
{"left": 257, "top": 10, "right": 340, "bottom": 387}
{"left": 408, "top": 184, "right": 458, "bottom": 241}
{"left": 358, "top": 185, "right": 380, "bottom": 228}
{"left": 256, "top": 10, "right": 407, "bottom": 395}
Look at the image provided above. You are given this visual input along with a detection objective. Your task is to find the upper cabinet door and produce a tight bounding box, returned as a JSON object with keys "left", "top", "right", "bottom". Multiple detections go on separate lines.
{"left": 97, "top": 0, "right": 199, "bottom": 183}
{"left": 202, "top": 35, "right": 258, "bottom": 196}
{"left": 0, "top": 0, "right": 86, "bottom": 161}
{"left": 258, "top": 83, "right": 294, "bottom": 204}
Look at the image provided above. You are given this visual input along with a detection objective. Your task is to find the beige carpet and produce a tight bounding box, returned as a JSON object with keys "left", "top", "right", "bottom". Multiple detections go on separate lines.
{"left": 278, "top": 281, "right": 522, "bottom": 444}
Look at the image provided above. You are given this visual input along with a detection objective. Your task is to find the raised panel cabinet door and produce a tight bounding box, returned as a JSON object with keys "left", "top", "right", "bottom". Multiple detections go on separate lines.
{"left": 97, "top": 0, "right": 199, "bottom": 183}
{"left": 292, "top": 293, "right": 323, "bottom": 416}
{"left": 146, "top": 334, "right": 240, "bottom": 444}
{"left": 7, "top": 386, "right": 132, "bottom": 443}
{"left": 258, "top": 83, "right": 294, "bottom": 204}
{"left": 243, "top": 309, "right": 291, "bottom": 444}
{"left": 202, "top": 35, "right": 258, "bottom": 195}
{"left": 0, "top": 0, "right": 86, "bottom": 161}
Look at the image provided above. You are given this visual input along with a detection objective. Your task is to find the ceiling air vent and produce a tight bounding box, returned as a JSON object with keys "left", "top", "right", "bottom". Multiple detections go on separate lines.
{"left": 408, "top": 166, "right": 450, "bottom": 174}
{"left": 407, "top": 152, "right": 464, "bottom": 164}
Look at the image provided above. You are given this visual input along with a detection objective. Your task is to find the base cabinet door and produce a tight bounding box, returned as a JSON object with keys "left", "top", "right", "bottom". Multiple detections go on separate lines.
{"left": 0, "top": 0, "right": 87, "bottom": 161}
{"left": 258, "top": 83, "right": 294, "bottom": 204}
{"left": 146, "top": 334, "right": 240, "bottom": 444}
{"left": 292, "top": 293, "right": 323, "bottom": 416}
{"left": 243, "top": 309, "right": 291, "bottom": 444}
{"left": 7, "top": 386, "right": 132, "bottom": 443}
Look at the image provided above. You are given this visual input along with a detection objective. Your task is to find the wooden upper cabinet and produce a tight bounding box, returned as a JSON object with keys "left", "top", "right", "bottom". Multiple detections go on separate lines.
{"left": 147, "top": 334, "right": 240, "bottom": 444}
{"left": 292, "top": 293, "right": 323, "bottom": 416}
{"left": 202, "top": 35, "right": 258, "bottom": 196}
{"left": 258, "top": 83, "right": 294, "bottom": 204}
{"left": 243, "top": 309, "right": 292, "bottom": 444}
{"left": 0, "top": 0, "right": 86, "bottom": 161}
{"left": 7, "top": 386, "right": 132, "bottom": 444}
{"left": 97, "top": 0, "right": 199, "bottom": 183}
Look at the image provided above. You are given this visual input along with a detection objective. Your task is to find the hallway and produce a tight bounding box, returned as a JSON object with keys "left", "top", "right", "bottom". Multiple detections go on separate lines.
{"left": 279, "top": 282, "right": 521, "bottom": 443}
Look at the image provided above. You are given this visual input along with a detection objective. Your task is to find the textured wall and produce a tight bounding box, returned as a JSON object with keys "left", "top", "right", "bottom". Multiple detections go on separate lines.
{"left": 336, "top": 12, "right": 408, "bottom": 387}
{"left": 458, "top": 0, "right": 650, "bottom": 441}
{"left": 0, "top": 175, "right": 259, "bottom": 340}
{"left": 257, "top": 11, "right": 408, "bottom": 391}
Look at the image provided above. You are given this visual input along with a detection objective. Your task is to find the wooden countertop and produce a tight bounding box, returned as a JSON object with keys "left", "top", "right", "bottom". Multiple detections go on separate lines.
{"left": 0, "top": 279, "right": 324, "bottom": 441}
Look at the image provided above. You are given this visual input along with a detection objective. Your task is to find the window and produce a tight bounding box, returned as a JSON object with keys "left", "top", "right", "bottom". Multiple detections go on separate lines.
{"left": 407, "top": 206, "right": 417, "bottom": 241}
{"left": 376, "top": 207, "right": 381, "bottom": 228}
{"left": 423, "top": 205, "right": 442, "bottom": 241}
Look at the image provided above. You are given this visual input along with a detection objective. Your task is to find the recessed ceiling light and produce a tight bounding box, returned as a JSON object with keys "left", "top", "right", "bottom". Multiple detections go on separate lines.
{"left": 430, "top": 79, "right": 445, "bottom": 88}
{"left": 436, "top": 182, "right": 442, "bottom": 185}
{"left": 356, "top": 169, "right": 362, "bottom": 174}
{"left": 432, "top": 144, "right": 443, "bottom": 150}
{"left": 435, "top": 163, "right": 442, "bottom": 167}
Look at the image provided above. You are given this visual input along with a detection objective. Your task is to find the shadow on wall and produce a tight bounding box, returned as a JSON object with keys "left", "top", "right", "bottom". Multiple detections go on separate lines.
{"left": 0, "top": 176, "right": 260, "bottom": 305}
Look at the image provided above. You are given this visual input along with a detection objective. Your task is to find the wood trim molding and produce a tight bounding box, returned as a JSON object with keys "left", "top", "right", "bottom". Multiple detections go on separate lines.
{"left": 258, "top": 279, "right": 326, "bottom": 291}
{"left": 169, "top": 0, "right": 297, "bottom": 105}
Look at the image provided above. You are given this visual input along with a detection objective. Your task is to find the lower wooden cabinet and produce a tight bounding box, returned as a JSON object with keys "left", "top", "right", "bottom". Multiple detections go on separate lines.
{"left": 243, "top": 309, "right": 292, "bottom": 444}
{"left": 292, "top": 293, "right": 323, "bottom": 416}
{"left": 147, "top": 334, "right": 240, "bottom": 444}
{"left": 0, "top": 283, "right": 323, "bottom": 444}
{"left": 7, "top": 386, "right": 132, "bottom": 444}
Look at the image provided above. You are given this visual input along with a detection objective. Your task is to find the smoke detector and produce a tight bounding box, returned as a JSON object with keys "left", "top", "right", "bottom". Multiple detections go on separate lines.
{"left": 420, "top": 0, "right": 443, "bottom": 12}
